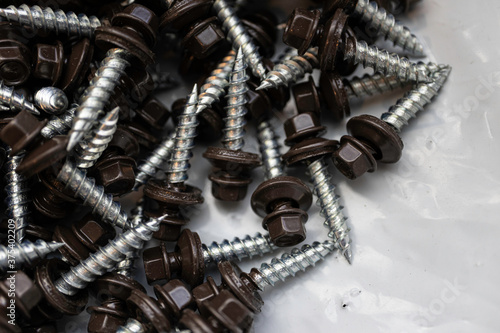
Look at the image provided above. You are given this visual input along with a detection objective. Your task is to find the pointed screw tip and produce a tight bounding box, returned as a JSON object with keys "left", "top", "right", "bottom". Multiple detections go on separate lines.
{"left": 343, "top": 249, "right": 353, "bottom": 264}
{"left": 256, "top": 81, "right": 272, "bottom": 91}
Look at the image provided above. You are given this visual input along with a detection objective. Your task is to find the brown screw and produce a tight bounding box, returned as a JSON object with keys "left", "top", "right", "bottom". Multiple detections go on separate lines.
{"left": 0, "top": 109, "right": 47, "bottom": 156}
{"left": 0, "top": 23, "right": 31, "bottom": 86}
{"left": 87, "top": 298, "right": 129, "bottom": 333}
{"left": 183, "top": 16, "right": 226, "bottom": 59}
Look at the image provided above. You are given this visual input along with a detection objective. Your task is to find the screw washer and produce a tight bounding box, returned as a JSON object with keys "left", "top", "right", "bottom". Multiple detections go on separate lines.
{"left": 0, "top": 4, "right": 101, "bottom": 38}
{"left": 257, "top": 47, "right": 319, "bottom": 91}
{"left": 41, "top": 104, "right": 78, "bottom": 139}
{"left": 34, "top": 87, "right": 68, "bottom": 115}
{"left": 0, "top": 81, "right": 40, "bottom": 115}
{"left": 0, "top": 239, "right": 64, "bottom": 272}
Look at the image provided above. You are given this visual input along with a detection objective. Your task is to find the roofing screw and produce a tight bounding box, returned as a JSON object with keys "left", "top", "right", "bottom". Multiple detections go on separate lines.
{"left": 4, "top": 148, "right": 31, "bottom": 243}
{"left": 56, "top": 159, "right": 129, "bottom": 229}
{"left": 0, "top": 4, "right": 101, "bottom": 38}
{"left": 74, "top": 107, "right": 119, "bottom": 169}
{"left": 54, "top": 217, "right": 160, "bottom": 296}
{"left": 0, "top": 81, "right": 40, "bottom": 115}
{"left": 67, "top": 48, "right": 132, "bottom": 151}
{"left": 0, "top": 239, "right": 63, "bottom": 272}
{"left": 40, "top": 104, "right": 78, "bottom": 139}
{"left": 34, "top": 87, "right": 68, "bottom": 115}
{"left": 257, "top": 47, "right": 319, "bottom": 91}
{"left": 213, "top": 0, "right": 267, "bottom": 80}
{"left": 257, "top": 120, "right": 284, "bottom": 180}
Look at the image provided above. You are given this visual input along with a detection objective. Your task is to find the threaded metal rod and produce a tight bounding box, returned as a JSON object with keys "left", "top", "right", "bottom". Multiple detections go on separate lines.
{"left": 202, "top": 232, "right": 277, "bottom": 267}
{"left": 0, "top": 4, "right": 101, "bottom": 38}
{"left": 257, "top": 47, "right": 319, "bottom": 91}
{"left": 0, "top": 81, "right": 40, "bottom": 115}
{"left": 382, "top": 65, "right": 451, "bottom": 132}
{"left": 41, "top": 104, "right": 78, "bottom": 139}
{"left": 222, "top": 48, "right": 248, "bottom": 151}
{"left": 0, "top": 239, "right": 63, "bottom": 272}
{"left": 55, "top": 217, "right": 160, "bottom": 296}
{"left": 257, "top": 120, "right": 284, "bottom": 180}
{"left": 308, "top": 158, "right": 352, "bottom": 264}
{"left": 345, "top": 73, "right": 407, "bottom": 99}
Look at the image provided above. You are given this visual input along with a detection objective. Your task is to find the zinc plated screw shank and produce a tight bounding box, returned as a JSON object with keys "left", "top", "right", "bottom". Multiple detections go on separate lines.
{"left": 213, "top": 0, "right": 267, "bottom": 80}
{"left": 257, "top": 47, "right": 319, "bottom": 91}
{"left": 167, "top": 85, "right": 199, "bottom": 184}
{"left": 4, "top": 149, "right": 31, "bottom": 243}
{"left": 257, "top": 120, "right": 284, "bottom": 180}
{"left": 0, "top": 239, "right": 63, "bottom": 272}
{"left": 0, "top": 4, "right": 101, "bottom": 38}
{"left": 41, "top": 104, "right": 77, "bottom": 139}
{"left": 133, "top": 132, "right": 176, "bottom": 191}
{"left": 353, "top": 0, "right": 424, "bottom": 56}
{"left": 57, "top": 159, "right": 128, "bottom": 229}
{"left": 307, "top": 158, "right": 352, "bottom": 264}
{"left": 0, "top": 81, "right": 40, "bottom": 115}
{"left": 196, "top": 49, "right": 236, "bottom": 114}
{"left": 54, "top": 217, "right": 160, "bottom": 296}
{"left": 382, "top": 65, "right": 451, "bottom": 132}
{"left": 67, "top": 48, "right": 132, "bottom": 151}
{"left": 34, "top": 87, "right": 68, "bottom": 115}
{"left": 74, "top": 107, "right": 119, "bottom": 169}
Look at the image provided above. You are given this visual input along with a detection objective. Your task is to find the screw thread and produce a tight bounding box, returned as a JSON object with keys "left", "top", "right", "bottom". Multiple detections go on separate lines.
{"left": 34, "top": 87, "right": 68, "bottom": 115}
{"left": 196, "top": 49, "right": 236, "bottom": 114}
{"left": 354, "top": 0, "right": 424, "bottom": 56}
{"left": 257, "top": 120, "right": 284, "bottom": 180}
{"left": 257, "top": 47, "right": 319, "bottom": 90}
{"left": 0, "top": 239, "right": 63, "bottom": 272}
{"left": 203, "top": 232, "right": 277, "bottom": 266}
{"left": 57, "top": 159, "right": 128, "bottom": 229}
{"left": 133, "top": 132, "right": 176, "bottom": 190}
{"left": 115, "top": 202, "right": 145, "bottom": 277}
{"left": 41, "top": 104, "right": 77, "bottom": 139}
{"left": 249, "top": 240, "right": 335, "bottom": 291}
{"left": 0, "top": 81, "right": 40, "bottom": 115}
{"left": 222, "top": 49, "right": 248, "bottom": 151}
{"left": 308, "top": 158, "right": 352, "bottom": 264}
{"left": 346, "top": 40, "right": 431, "bottom": 83}
{"left": 381, "top": 65, "right": 451, "bottom": 132}
{"left": 117, "top": 319, "right": 146, "bottom": 333}
{"left": 68, "top": 48, "right": 131, "bottom": 151}
{"left": 55, "top": 217, "right": 160, "bottom": 296}
{"left": 167, "top": 85, "right": 199, "bottom": 184}
{"left": 0, "top": 4, "right": 101, "bottom": 38}
{"left": 345, "top": 73, "right": 407, "bottom": 99}
{"left": 74, "top": 107, "right": 119, "bottom": 169}
{"left": 213, "top": 0, "right": 267, "bottom": 80}
{"left": 4, "top": 150, "right": 31, "bottom": 243}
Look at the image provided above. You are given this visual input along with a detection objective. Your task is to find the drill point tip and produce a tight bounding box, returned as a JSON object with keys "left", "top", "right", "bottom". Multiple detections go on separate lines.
{"left": 255, "top": 81, "right": 272, "bottom": 91}
{"left": 343, "top": 248, "right": 353, "bottom": 265}
{"left": 66, "top": 132, "right": 81, "bottom": 152}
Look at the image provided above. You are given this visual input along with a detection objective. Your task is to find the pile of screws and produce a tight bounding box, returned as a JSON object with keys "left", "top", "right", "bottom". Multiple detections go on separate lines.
{"left": 0, "top": 0, "right": 450, "bottom": 331}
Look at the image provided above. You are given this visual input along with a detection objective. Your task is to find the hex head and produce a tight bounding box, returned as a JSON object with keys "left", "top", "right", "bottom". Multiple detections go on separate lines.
{"left": 332, "top": 135, "right": 377, "bottom": 180}
{"left": 202, "top": 290, "right": 254, "bottom": 332}
{"left": 0, "top": 42, "right": 31, "bottom": 86}
{"left": 183, "top": 17, "right": 225, "bottom": 59}
{"left": 292, "top": 76, "right": 321, "bottom": 116}
{"left": 72, "top": 215, "right": 116, "bottom": 251}
{"left": 135, "top": 96, "right": 171, "bottom": 131}
{"left": 33, "top": 42, "right": 64, "bottom": 85}
{"left": 283, "top": 112, "right": 325, "bottom": 146}
{"left": 264, "top": 209, "right": 308, "bottom": 247}
{"left": 209, "top": 170, "right": 252, "bottom": 202}
{"left": 111, "top": 4, "right": 159, "bottom": 47}
{"left": 1, "top": 272, "right": 42, "bottom": 319}
{"left": 94, "top": 155, "right": 136, "bottom": 196}
{"left": 0, "top": 110, "right": 47, "bottom": 155}
{"left": 154, "top": 279, "right": 195, "bottom": 320}
{"left": 87, "top": 299, "right": 128, "bottom": 333}
{"left": 283, "top": 8, "right": 321, "bottom": 54}
{"left": 143, "top": 242, "right": 170, "bottom": 284}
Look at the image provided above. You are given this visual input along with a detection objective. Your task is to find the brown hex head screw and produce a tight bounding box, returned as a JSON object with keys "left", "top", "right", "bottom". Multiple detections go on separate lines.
{"left": 126, "top": 289, "right": 172, "bottom": 332}
{"left": 183, "top": 17, "right": 226, "bottom": 59}
{"left": 111, "top": 3, "right": 160, "bottom": 48}
{"left": 143, "top": 229, "right": 205, "bottom": 286}
{"left": 92, "top": 272, "right": 146, "bottom": 302}
{"left": 134, "top": 96, "right": 171, "bottom": 131}
{"left": 153, "top": 279, "right": 196, "bottom": 321}
{"left": 93, "top": 154, "right": 136, "bottom": 196}
{"left": 332, "top": 114, "right": 403, "bottom": 179}
{"left": 87, "top": 298, "right": 129, "bottom": 333}
{"left": 0, "top": 39, "right": 31, "bottom": 86}
{"left": 0, "top": 109, "right": 47, "bottom": 156}
{"left": 0, "top": 271, "right": 42, "bottom": 321}
{"left": 178, "top": 308, "right": 218, "bottom": 333}
{"left": 59, "top": 38, "right": 94, "bottom": 92}
{"left": 33, "top": 41, "right": 65, "bottom": 85}
{"left": 160, "top": 0, "right": 214, "bottom": 31}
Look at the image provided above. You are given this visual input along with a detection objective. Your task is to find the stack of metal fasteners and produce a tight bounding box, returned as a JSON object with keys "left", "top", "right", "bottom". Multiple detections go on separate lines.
{"left": 0, "top": 0, "right": 450, "bottom": 331}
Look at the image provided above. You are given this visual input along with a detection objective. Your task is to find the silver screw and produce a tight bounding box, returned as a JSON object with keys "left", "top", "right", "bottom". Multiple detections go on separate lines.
{"left": 245, "top": 240, "right": 335, "bottom": 291}
{"left": 221, "top": 48, "right": 248, "bottom": 151}
{"left": 4, "top": 149, "right": 31, "bottom": 243}
{"left": 67, "top": 48, "right": 132, "bottom": 151}
{"left": 133, "top": 132, "right": 176, "bottom": 191}
{"left": 56, "top": 159, "right": 128, "bottom": 229}
{"left": 352, "top": 0, "right": 424, "bottom": 56}
{"left": 257, "top": 47, "right": 319, "bottom": 91}
{"left": 0, "top": 81, "right": 40, "bottom": 115}
{"left": 196, "top": 49, "right": 236, "bottom": 114}
{"left": 0, "top": 4, "right": 101, "bottom": 38}
{"left": 257, "top": 120, "right": 284, "bottom": 180}
{"left": 213, "top": 0, "right": 267, "bottom": 80}
{"left": 74, "top": 107, "right": 119, "bottom": 169}
{"left": 40, "top": 104, "right": 77, "bottom": 139}
{"left": 0, "top": 239, "right": 64, "bottom": 273}
{"left": 54, "top": 217, "right": 160, "bottom": 296}
{"left": 34, "top": 87, "right": 68, "bottom": 115}
{"left": 202, "top": 232, "right": 278, "bottom": 267}
{"left": 307, "top": 158, "right": 352, "bottom": 264}
{"left": 382, "top": 65, "right": 452, "bottom": 132}
{"left": 167, "top": 84, "right": 199, "bottom": 184}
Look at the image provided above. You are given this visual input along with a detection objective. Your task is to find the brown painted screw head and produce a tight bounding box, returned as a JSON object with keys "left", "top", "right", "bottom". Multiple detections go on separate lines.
{"left": 246, "top": 80, "right": 273, "bottom": 121}
{"left": 16, "top": 136, "right": 69, "bottom": 178}
{"left": 135, "top": 96, "right": 171, "bottom": 131}
{"left": 283, "top": 112, "right": 325, "bottom": 146}
{"left": 263, "top": 207, "right": 308, "bottom": 247}
{"left": 108, "top": 126, "right": 141, "bottom": 157}
{"left": 292, "top": 76, "right": 321, "bottom": 117}
{"left": 93, "top": 154, "right": 136, "bottom": 196}
{"left": 92, "top": 272, "right": 146, "bottom": 302}
{"left": 111, "top": 4, "right": 159, "bottom": 48}
{"left": 0, "top": 40, "right": 31, "bottom": 86}
{"left": 332, "top": 135, "right": 377, "bottom": 180}
{"left": 160, "top": 0, "right": 214, "bottom": 31}
{"left": 283, "top": 137, "right": 339, "bottom": 167}
{"left": 154, "top": 279, "right": 195, "bottom": 321}
{"left": 0, "top": 271, "right": 41, "bottom": 320}
{"left": 283, "top": 8, "right": 321, "bottom": 55}
{"left": 323, "top": 0, "right": 358, "bottom": 17}
{"left": 72, "top": 214, "right": 116, "bottom": 252}
{"left": 319, "top": 71, "right": 350, "bottom": 121}
{"left": 126, "top": 289, "right": 171, "bottom": 333}
{"left": 179, "top": 308, "right": 217, "bottom": 333}
{"left": 59, "top": 38, "right": 94, "bottom": 92}
{"left": 87, "top": 298, "right": 129, "bottom": 333}
{"left": 53, "top": 225, "right": 91, "bottom": 266}
{"left": 0, "top": 110, "right": 47, "bottom": 156}
{"left": 202, "top": 289, "right": 254, "bottom": 333}
{"left": 33, "top": 41, "right": 64, "bottom": 85}
{"left": 183, "top": 17, "right": 225, "bottom": 59}
{"left": 318, "top": 9, "right": 349, "bottom": 71}
{"left": 192, "top": 276, "right": 220, "bottom": 316}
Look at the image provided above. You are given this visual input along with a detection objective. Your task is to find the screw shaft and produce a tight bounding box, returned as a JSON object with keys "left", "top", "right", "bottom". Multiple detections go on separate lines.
{"left": 222, "top": 48, "right": 248, "bottom": 151}
{"left": 57, "top": 159, "right": 128, "bottom": 229}
{"left": 74, "top": 107, "right": 119, "bottom": 169}
{"left": 248, "top": 240, "right": 335, "bottom": 291}
{"left": 55, "top": 217, "right": 159, "bottom": 296}
{"left": 68, "top": 48, "right": 131, "bottom": 151}
{"left": 345, "top": 73, "right": 407, "bottom": 99}
{"left": 41, "top": 104, "right": 77, "bottom": 139}
{"left": 257, "top": 47, "right": 319, "bottom": 90}
{"left": 0, "top": 81, "right": 40, "bottom": 115}
{"left": 0, "top": 4, "right": 101, "bottom": 38}
{"left": 34, "top": 87, "right": 68, "bottom": 115}
{"left": 353, "top": 0, "right": 424, "bottom": 55}
{"left": 0, "top": 239, "right": 63, "bottom": 272}
{"left": 257, "top": 120, "right": 284, "bottom": 180}
{"left": 308, "top": 158, "right": 352, "bottom": 264}
{"left": 213, "top": 0, "right": 267, "bottom": 80}
{"left": 382, "top": 65, "right": 451, "bottom": 132}
{"left": 202, "top": 232, "right": 277, "bottom": 266}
